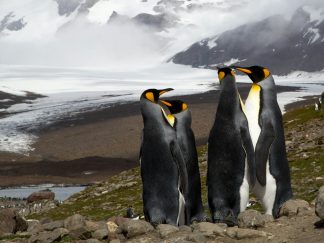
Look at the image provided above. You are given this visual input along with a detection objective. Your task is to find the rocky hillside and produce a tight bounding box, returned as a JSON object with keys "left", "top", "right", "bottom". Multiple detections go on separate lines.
{"left": 171, "top": 6, "right": 324, "bottom": 74}
{"left": 0, "top": 102, "right": 323, "bottom": 242}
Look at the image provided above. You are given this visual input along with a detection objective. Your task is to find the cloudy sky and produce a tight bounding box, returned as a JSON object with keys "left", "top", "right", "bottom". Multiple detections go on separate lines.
{"left": 0, "top": 0, "right": 323, "bottom": 70}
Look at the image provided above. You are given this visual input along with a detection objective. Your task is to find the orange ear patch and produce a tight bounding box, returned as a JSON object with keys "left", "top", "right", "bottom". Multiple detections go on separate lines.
{"left": 263, "top": 68, "right": 270, "bottom": 78}
{"left": 145, "top": 92, "right": 155, "bottom": 102}
{"left": 182, "top": 103, "right": 188, "bottom": 110}
{"left": 218, "top": 71, "right": 225, "bottom": 80}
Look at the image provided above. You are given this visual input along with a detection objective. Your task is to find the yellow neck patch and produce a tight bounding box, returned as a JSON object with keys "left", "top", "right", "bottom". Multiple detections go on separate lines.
{"left": 251, "top": 83, "right": 261, "bottom": 92}
{"left": 161, "top": 107, "right": 175, "bottom": 127}
{"left": 145, "top": 92, "right": 155, "bottom": 102}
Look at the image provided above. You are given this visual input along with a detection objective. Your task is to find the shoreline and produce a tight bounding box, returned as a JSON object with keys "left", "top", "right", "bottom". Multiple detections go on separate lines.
{"left": 0, "top": 84, "right": 317, "bottom": 188}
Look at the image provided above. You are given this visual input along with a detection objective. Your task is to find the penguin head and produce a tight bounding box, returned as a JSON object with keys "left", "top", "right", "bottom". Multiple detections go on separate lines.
{"left": 159, "top": 100, "right": 188, "bottom": 114}
{"left": 141, "top": 88, "right": 174, "bottom": 103}
{"left": 217, "top": 67, "right": 235, "bottom": 82}
{"left": 232, "top": 65, "right": 270, "bottom": 83}
{"left": 140, "top": 88, "right": 176, "bottom": 127}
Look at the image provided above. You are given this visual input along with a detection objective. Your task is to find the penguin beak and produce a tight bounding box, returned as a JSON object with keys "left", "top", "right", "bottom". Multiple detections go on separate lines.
{"left": 232, "top": 66, "right": 252, "bottom": 74}
{"left": 160, "top": 100, "right": 172, "bottom": 107}
{"left": 158, "top": 88, "right": 174, "bottom": 97}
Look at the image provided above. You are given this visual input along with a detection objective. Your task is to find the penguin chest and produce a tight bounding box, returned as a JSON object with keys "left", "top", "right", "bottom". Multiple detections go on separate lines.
{"left": 245, "top": 85, "right": 261, "bottom": 149}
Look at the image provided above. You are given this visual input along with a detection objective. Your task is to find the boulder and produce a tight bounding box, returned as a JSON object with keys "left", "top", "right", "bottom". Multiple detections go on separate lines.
{"left": 156, "top": 224, "right": 179, "bottom": 238}
{"left": 118, "top": 220, "right": 154, "bottom": 238}
{"left": 225, "top": 227, "right": 270, "bottom": 239}
{"left": 27, "top": 189, "right": 55, "bottom": 203}
{"left": 107, "top": 220, "right": 119, "bottom": 240}
{"left": 238, "top": 209, "right": 265, "bottom": 228}
{"left": 64, "top": 214, "right": 86, "bottom": 231}
{"left": 69, "top": 226, "right": 92, "bottom": 240}
{"left": 315, "top": 186, "right": 324, "bottom": 219}
{"left": 92, "top": 228, "right": 108, "bottom": 240}
{"left": 279, "top": 199, "right": 310, "bottom": 217}
{"left": 29, "top": 227, "right": 68, "bottom": 243}
{"left": 0, "top": 208, "right": 28, "bottom": 235}
{"left": 43, "top": 220, "right": 64, "bottom": 231}
{"left": 192, "top": 222, "right": 227, "bottom": 237}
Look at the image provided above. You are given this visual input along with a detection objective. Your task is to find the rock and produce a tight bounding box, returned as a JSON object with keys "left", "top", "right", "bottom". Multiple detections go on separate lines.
{"left": 82, "top": 239, "right": 102, "bottom": 243}
{"left": 107, "top": 220, "right": 119, "bottom": 240}
{"left": 0, "top": 208, "right": 27, "bottom": 234}
{"left": 27, "top": 189, "right": 55, "bottom": 203}
{"left": 64, "top": 214, "right": 86, "bottom": 231}
{"left": 156, "top": 224, "right": 179, "bottom": 238}
{"left": 186, "top": 232, "right": 207, "bottom": 242}
{"left": 107, "top": 216, "right": 129, "bottom": 226}
{"left": 29, "top": 227, "right": 68, "bottom": 243}
{"left": 315, "top": 186, "right": 324, "bottom": 219}
{"left": 69, "top": 226, "right": 92, "bottom": 240}
{"left": 225, "top": 227, "right": 269, "bottom": 239}
{"left": 179, "top": 225, "right": 192, "bottom": 232}
{"left": 279, "top": 199, "right": 310, "bottom": 217}
{"left": 27, "top": 221, "right": 44, "bottom": 234}
{"left": 92, "top": 228, "right": 108, "bottom": 240}
{"left": 238, "top": 209, "right": 265, "bottom": 228}
{"left": 192, "top": 222, "right": 226, "bottom": 237}
{"left": 262, "top": 214, "right": 274, "bottom": 223}
{"left": 85, "top": 221, "right": 101, "bottom": 232}
{"left": 43, "top": 220, "right": 64, "bottom": 231}
{"left": 109, "top": 240, "right": 121, "bottom": 243}
{"left": 118, "top": 220, "right": 154, "bottom": 238}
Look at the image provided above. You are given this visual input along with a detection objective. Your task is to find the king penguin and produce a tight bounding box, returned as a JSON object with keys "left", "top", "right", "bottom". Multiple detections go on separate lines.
{"left": 207, "top": 67, "right": 255, "bottom": 226}
{"left": 233, "top": 65, "right": 293, "bottom": 218}
{"left": 140, "top": 88, "right": 189, "bottom": 226}
{"left": 159, "top": 99, "right": 207, "bottom": 223}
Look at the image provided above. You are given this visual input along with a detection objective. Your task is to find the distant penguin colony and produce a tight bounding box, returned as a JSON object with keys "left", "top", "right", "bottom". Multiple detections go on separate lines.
{"left": 139, "top": 65, "right": 293, "bottom": 227}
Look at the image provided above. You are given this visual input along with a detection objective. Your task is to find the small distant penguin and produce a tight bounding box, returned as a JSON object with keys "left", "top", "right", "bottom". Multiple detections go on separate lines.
{"left": 315, "top": 101, "right": 319, "bottom": 111}
{"left": 159, "top": 99, "right": 207, "bottom": 223}
{"left": 207, "top": 67, "right": 255, "bottom": 226}
{"left": 126, "top": 207, "right": 139, "bottom": 220}
{"left": 140, "top": 88, "right": 189, "bottom": 226}
{"left": 233, "top": 65, "right": 293, "bottom": 218}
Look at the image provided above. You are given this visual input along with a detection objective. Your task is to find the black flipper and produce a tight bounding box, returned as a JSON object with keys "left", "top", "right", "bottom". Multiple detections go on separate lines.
{"left": 170, "top": 140, "right": 189, "bottom": 225}
{"left": 240, "top": 120, "right": 256, "bottom": 187}
{"left": 255, "top": 122, "right": 275, "bottom": 186}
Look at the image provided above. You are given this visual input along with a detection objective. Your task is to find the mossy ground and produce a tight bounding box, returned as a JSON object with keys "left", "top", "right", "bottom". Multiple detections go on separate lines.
{"left": 28, "top": 105, "right": 324, "bottom": 221}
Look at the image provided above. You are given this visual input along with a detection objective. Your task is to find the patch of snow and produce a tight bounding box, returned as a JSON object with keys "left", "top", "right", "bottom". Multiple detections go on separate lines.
{"left": 207, "top": 36, "right": 218, "bottom": 49}
{"left": 0, "top": 99, "right": 13, "bottom": 102}
{"left": 304, "top": 27, "right": 320, "bottom": 44}
{"left": 302, "top": 5, "right": 324, "bottom": 26}
{"left": 223, "top": 58, "right": 240, "bottom": 66}
{"left": 0, "top": 86, "right": 26, "bottom": 96}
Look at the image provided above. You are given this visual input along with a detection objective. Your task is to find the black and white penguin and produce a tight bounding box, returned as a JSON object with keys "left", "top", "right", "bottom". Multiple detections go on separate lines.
{"left": 140, "top": 88, "right": 189, "bottom": 226}
{"left": 159, "top": 99, "right": 207, "bottom": 223}
{"left": 233, "top": 65, "right": 293, "bottom": 218}
{"left": 207, "top": 67, "right": 255, "bottom": 226}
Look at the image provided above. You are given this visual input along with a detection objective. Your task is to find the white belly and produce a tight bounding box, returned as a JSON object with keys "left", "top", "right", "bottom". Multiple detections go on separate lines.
{"left": 244, "top": 85, "right": 261, "bottom": 148}
{"left": 239, "top": 157, "right": 249, "bottom": 212}
{"left": 245, "top": 84, "right": 276, "bottom": 215}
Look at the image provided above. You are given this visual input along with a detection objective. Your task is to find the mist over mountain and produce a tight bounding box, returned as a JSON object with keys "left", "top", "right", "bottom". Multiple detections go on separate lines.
{"left": 0, "top": 0, "right": 323, "bottom": 73}
{"left": 171, "top": 6, "right": 324, "bottom": 74}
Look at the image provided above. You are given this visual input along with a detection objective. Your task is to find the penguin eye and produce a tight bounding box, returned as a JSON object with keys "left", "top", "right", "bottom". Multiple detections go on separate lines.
{"left": 263, "top": 68, "right": 270, "bottom": 79}
{"left": 218, "top": 71, "right": 225, "bottom": 81}
{"left": 145, "top": 92, "right": 155, "bottom": 102}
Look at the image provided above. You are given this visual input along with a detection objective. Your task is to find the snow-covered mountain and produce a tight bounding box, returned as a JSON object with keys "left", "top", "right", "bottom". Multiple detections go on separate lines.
{"left": 0, "top": 0, "right": 323, "bottom": 73}
{"left": 171, "top": 5, "right": 324, "bottom": 74}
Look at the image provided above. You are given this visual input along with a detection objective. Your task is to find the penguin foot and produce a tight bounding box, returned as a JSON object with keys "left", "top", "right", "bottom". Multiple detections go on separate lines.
{"left": 212, "top": 209, "right": 237, "bottom": 227}
{"left": 150, "top": 218, "right": 166, "bottom": 228}
{"left": 190, "top": 214, "right": 209, "bottom": 223}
